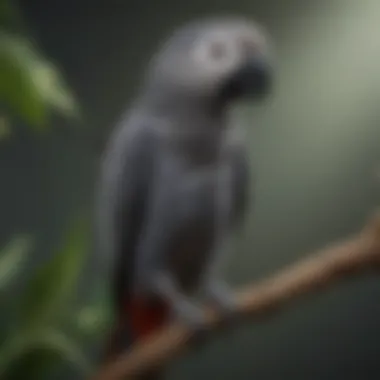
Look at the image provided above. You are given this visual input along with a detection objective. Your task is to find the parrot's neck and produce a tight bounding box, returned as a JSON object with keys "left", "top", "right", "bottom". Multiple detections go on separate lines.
{"left": 136, "top": 89, "right": 237, "bottom": 167}
{"left": 137, "top": 86, "right": 230, "bottom": 135}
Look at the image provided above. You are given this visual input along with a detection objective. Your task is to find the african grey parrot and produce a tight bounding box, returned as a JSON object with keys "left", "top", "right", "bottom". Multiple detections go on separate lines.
{"left": 96, "top": 16, "right": 273, "bottom": 379}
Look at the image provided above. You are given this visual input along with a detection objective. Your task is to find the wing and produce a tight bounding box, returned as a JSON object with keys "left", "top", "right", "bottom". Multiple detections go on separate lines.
{"left": 230, "top": 143, "right": 251, "bottom": 229}
{"left": 97, "top": 116, "right": 157, "bottom": 314}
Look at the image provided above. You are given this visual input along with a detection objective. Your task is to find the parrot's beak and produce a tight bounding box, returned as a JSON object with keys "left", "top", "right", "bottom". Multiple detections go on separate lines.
{"left": 221, "top": 56, "right": 273, "bottom": 101}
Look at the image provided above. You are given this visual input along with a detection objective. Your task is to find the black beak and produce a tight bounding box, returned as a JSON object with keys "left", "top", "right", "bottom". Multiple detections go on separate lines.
{"left": 220, "top": 57, "right": 273, "bottom": 101}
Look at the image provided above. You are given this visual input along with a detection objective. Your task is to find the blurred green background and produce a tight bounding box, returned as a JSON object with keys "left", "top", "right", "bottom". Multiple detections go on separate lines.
{"left": 1, "top": 0, "right": 380, "bottom": 379}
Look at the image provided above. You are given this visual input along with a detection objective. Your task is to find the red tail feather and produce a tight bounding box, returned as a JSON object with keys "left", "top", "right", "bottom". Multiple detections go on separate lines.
{"left": 104, "top": 297, "right": 169, "bottom": 364}
{"left": 126, "top": 297, "right": 169, "bottom": 341}
{"left": 104, "top": 298, "right": 169, "bottom": 379}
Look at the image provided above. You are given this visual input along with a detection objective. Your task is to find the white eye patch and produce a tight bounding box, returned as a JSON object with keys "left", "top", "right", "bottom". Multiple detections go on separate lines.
{"left": 192, "top": 32, "right": 240, "bottom": 74}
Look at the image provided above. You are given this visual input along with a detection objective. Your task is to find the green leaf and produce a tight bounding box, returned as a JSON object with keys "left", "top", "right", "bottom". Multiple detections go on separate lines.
{"left": 0, "top": 235, "right": 32, "bottom": 294}
{"left": 0, "top": 328, "right": 91, "bottom": 378}
{"left": 0, "top": 114, "right": 11, "bottom": 140}
{"left": 0, "top": 332, "right": 30, "bottom": 378}
{"left": 34, "top": 329, "right": 91, "bottom": 374}
{"left": 75, "top": 291, "right": 112, "bottom": 339}
{"left": 20, "top": 218, "right": 88, "bottom": 329}
{"left": 0, "top": 31, "right": 78, "bottom": 130}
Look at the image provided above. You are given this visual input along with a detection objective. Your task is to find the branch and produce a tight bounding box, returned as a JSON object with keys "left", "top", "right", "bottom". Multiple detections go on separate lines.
{"left": 91, "top": 212, "right": 380, "bottom": 380}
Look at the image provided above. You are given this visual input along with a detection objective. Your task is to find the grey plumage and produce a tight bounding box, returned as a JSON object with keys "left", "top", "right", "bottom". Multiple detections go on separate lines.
{"left": 97, "top": 15, "right": 272, "bottom": 373}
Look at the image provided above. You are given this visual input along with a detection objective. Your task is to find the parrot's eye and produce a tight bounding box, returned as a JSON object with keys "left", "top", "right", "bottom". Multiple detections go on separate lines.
{"left": 193, "top": 37, "right": 234, "bottom": 68}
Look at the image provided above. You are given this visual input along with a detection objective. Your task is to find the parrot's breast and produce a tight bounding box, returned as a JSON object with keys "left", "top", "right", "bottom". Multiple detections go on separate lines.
{"left": 166, "top": 170, "right": 221, "bottom": 293}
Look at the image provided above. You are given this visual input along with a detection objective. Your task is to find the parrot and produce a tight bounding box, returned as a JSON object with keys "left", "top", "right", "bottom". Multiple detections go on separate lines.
{"left": 96, "top": 16, "right": 273, "bottom": 379}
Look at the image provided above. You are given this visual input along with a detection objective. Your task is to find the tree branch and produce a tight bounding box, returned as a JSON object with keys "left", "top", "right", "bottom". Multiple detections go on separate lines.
{"left": 91, "top": 212, "right": 380, "bottom": 380}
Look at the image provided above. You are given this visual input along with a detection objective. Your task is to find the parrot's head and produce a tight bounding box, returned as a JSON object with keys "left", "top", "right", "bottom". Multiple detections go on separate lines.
{"left": 144, "top": 16, "right": 273, "bottom": 108}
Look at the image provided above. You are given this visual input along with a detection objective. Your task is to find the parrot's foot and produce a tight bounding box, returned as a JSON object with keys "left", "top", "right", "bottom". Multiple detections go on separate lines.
{"left": 205, "top": 280, "right": 239, "bottom": 326}
{"left": 172, "top": 300, "right": 209, "bottom": 347}
{"left": 151, "top": 272, "right": 209, "bottom": 346}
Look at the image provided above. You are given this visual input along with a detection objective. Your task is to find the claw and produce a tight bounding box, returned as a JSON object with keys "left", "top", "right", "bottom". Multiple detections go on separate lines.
{"left": 149, "top": 272, "right": 210, "bottom": 346}
{"left": 205, "top": 280, "right": 239, "bottom": 325}
{"left": 172, "top": 300, "right": 209, "bottom": 346}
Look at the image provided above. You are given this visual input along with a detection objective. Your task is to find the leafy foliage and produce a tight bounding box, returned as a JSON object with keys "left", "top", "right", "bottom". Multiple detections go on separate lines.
{"left": 0, "top": 0, "right": 79, "bottom": 132}
{"left": 20, "top": 219, "right": 88, "bottom": 329}
{"left": 0, "top": 224, "right": 110, "bottom": 379}
{"left": 0, "top": 2, "right": 109, "bottom": 378}
{"left": 0, "top": 234, "right": 32, "bottom": 293}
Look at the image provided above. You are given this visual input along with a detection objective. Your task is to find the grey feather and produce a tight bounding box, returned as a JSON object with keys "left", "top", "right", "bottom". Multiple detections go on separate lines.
{"left": 97, "top": 113, "right": 158, "bottom": 311}
{"left": 97, "top": 16, "right": 272, "bottom": 357}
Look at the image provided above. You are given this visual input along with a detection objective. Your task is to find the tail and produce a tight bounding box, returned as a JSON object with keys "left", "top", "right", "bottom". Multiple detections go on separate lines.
{"left": 104, "top": 296, "right": 169, "bottom": 380}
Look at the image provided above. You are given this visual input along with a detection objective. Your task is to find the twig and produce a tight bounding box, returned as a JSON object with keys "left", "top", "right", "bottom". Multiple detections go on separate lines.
{"left": 91, "top": 212, "right": 380, "bottom": 380}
